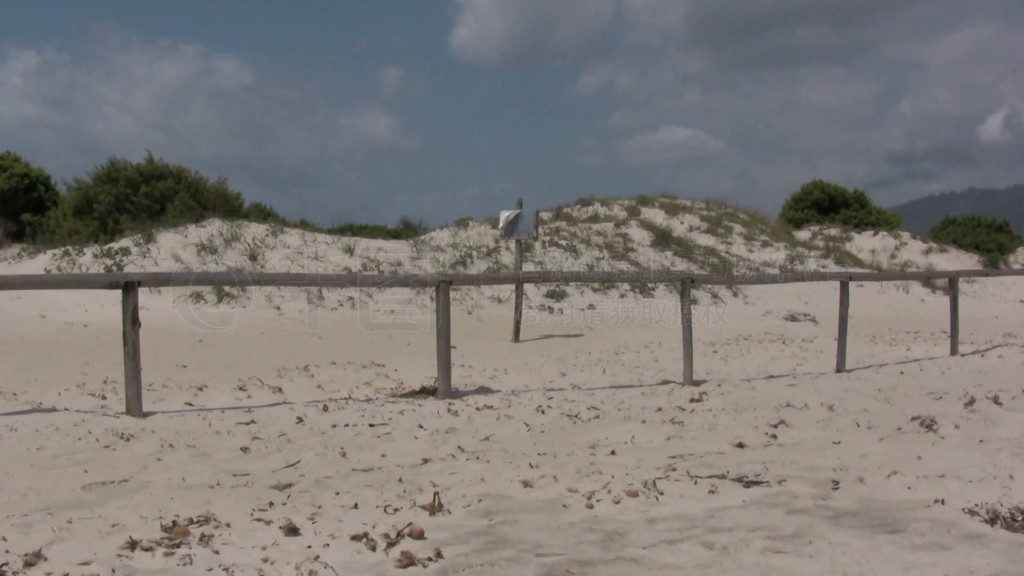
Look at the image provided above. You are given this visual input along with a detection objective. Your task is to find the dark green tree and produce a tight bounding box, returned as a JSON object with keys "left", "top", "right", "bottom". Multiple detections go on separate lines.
{"left": 41, "top": 151, "right": 245, "bottom": 244}
{"left": 0, "top": 151, "right": 60, "bottom": 242}
{"left": 929, "top": 214, "right": 1022, "bottom": 268}
{"left": 780, "top": 179, "right": 901, "bottom": 231}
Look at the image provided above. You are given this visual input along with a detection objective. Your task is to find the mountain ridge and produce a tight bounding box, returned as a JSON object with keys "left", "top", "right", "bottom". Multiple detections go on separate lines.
{"left": 889, "top": 184, "right": 1024, "bottom": 236}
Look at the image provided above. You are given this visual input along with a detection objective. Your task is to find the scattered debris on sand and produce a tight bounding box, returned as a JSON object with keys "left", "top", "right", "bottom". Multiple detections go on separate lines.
{"left": 418, "top": 491, "right": 446, "bottom": 516}
{"left": 687, "top": 471, "right": 775, "bottom": 489}
{"left": 279, "top": 519, "right": 301, "bottom": 537}
{"left": 21, "top": 548, "right": 46, "bottom": 570}
{"left": 119, "top": 513, "right": 225, "bottom": 556}
{"left": 394, "top": 547, "right": 444, "bottom": 569}
{"left": 963, "top": 502, "right": 1024, "bottom": 534}
{"left": 393, "top": 384, "right": 438, "bottom": 399}
{"left": 910, "top": 415, "right": 939, "bottom": 433}
{"left": 783, "top": 311, "right": 818, "bottom": 324}
{"left": 351, "top": 518, "right": 442, "bottom": 569}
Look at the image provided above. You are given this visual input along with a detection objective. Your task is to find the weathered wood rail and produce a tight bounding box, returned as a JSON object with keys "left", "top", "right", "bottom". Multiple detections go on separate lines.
{"left": 1, "top": 267, "right": 1021, "bottom": 417}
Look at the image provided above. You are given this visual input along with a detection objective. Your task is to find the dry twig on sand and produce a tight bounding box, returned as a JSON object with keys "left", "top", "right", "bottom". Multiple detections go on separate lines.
{"left": 687, "top": 471, "right": 773, "bottom": 488}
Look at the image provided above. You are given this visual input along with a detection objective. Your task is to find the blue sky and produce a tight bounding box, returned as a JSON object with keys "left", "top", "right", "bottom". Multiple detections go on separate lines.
{"left": 3, "top": 1, "right": 1024, "bottom": 226}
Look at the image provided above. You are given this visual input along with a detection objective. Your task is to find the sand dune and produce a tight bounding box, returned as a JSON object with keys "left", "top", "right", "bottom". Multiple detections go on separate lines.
{"left": 1, "top": 199, "right": 1022, "bottom": 575}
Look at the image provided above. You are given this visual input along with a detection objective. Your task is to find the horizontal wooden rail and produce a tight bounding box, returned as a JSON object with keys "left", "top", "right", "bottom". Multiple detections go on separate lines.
{"left": 1, "top": 267, "right": 1023, "bottom": 291}
{"left": 1, "top": 267, "right": 1020, "bottom": 417}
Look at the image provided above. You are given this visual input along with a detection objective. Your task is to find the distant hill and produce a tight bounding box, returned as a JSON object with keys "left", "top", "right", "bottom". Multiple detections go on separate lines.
{"left": 889, "top": 185, "right": 1024, "bottom": 236}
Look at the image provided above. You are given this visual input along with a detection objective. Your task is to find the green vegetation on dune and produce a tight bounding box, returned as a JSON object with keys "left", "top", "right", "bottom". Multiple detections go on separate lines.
{"left": 928, "top": 214, "right": 1022, "bottom": 269}
{"left": 634, "top": 218, "right": 732, "bottom": 273}
{"left": 780, "top": 179, "right": 901, "bottom": 231}
{"left": 537, "top": 192, "right": 913, "bottom": 276}
{"left": 327, "top": 216, "right": 428, "bottom": 240}
{"left": 3, "top": 149, "right": 1005, "bottom": 282}
{"left": 0, "top": 150, "right": 431, "bottom": 248}
{"left": 0, "top": 151, "right": 60, "bottom": 244}
{"left": 34, "top": 152, "right": 247, "bottom": 245}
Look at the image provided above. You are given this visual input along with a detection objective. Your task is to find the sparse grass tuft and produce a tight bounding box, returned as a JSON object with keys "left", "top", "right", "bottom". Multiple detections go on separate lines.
{"left": 543, "top": 286, "right": 570, "bottom": 302}
{"left": 637, "top": 219, "right": 731, "bottom": 274}
{"left": 340, "top": 238, "right": 358, "bottom": 257}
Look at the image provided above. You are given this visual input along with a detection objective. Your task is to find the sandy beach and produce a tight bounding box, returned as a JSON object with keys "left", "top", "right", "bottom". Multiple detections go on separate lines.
{"left": 2, "top": 205, "right": 1023, "bottom": 575}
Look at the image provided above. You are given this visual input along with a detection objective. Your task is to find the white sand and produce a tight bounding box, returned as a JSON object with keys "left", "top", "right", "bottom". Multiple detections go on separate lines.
{"left": 2, "top": 202, "right": 1023, "bottom": 575}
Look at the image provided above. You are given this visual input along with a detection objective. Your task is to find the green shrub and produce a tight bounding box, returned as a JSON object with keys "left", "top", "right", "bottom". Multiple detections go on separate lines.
{"left": 780, "top": 179, "right": 901, "bottom": 231}
{"left": 4, "top": 148, "right": 442, "bottom": 247}
{"left": 242, "top": 201, "right": 286, "bottom": 224}
{"left": 0, "top": 151, "right": 60, "bottom": 242}
{"left": 928, "top": 214, "right": 1022, "bottom": 268}
{"left": 38, "top": 151, "right": 245, "bottom": 244}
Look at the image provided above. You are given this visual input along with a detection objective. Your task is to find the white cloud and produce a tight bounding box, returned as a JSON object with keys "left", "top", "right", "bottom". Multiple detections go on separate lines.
{"left": 622, "top": 0, "right": 923, "bottom": 69}
{"left": 620, "top": 0, "right": 688, "bottom": 43}
{"left": 977, "top": 104, "right": 1023, "bottom": 146}
{"left": 0, "top": 26, "right": 414, "bottom": 215}
{"left": 448, "top": 0, "right": 616, "bottom": 66}
{"left": 340, "top": 106, "right": 415, "bottom": 149}
{"left": 569, "top": 2, "right": 1024, "bottom": 209}
{"left": 574, "top": 59, "right": 635, "bottom": 95}
{"left": 619, "top": 125, "right": 725, "bottom": 165}
{"left": 378, "top": 65, "right": 404, "bottom": 99}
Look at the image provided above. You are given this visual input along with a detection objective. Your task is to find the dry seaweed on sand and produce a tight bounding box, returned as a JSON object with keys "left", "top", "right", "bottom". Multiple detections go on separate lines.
{"left": 393, "top": 384, "right": 438, "bottom": 399}
{"left": 963, "top": 502, "right": 1024, "bottom": 534}
{"left": 910, "top": 414, "right": 939, "bottom": 433}
{"left": 349, "top": 531, "right": 379, "bottom": 552}
{"left": 21, "top": 549, "right": 46, "bottom": 569}
{"left": 120, "top": 513, "right": 224, "bottom": 554}
{"left": 393, "top": 548, "right": 444, "bottom": 569}
{"left": 279, "top": 519, "right": 301, "bottom": 537}
{"left": 687, "top": 471, "right": 773, "bottom": 488}
{"left": 351, "top": 523, "right": 440, "bottom": 568}
{"left": 688, "top": 391, "right": 709, "bottom": 403}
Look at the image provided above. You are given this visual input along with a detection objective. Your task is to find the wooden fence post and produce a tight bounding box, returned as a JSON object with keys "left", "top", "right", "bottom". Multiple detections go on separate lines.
{"left": 836, "top": 280, "right": 850, "bottom": 373}
{"left": 436, "top": 281, "right": 452, "bottom": 399}
{"left": 122, "top": 281, "right": 144, "bottom": 417}
{"left": 948, "top": 277, "right": 959, "bottom": 356}
{"left": 680, "top": 280, "right": 694, "bottom": 385}
{"left": 512, "top": 198, "right": 525, "bottom": 343}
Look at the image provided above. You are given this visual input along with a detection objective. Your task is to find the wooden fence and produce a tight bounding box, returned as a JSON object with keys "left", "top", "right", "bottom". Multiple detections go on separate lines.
{"left": 2, "top": 267, "right": 1022, "bottom": 417}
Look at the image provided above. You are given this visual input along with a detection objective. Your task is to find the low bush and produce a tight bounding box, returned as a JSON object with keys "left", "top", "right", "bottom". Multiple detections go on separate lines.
{"left": 0, "top": 151, "right": 60, "bottom": 242}
{"left": 929, "top": 214, "right": 1022, "bottom": 268}
{"left": 780, "top": 179, "right": 901, "bottom": 231}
